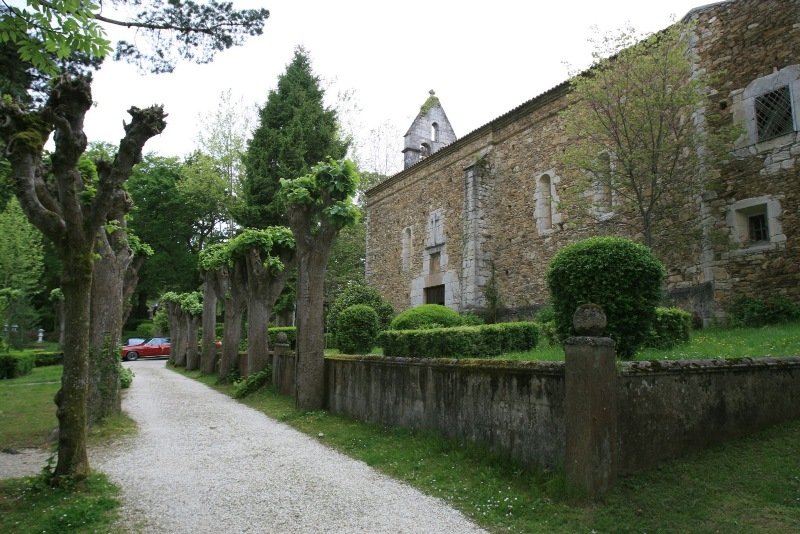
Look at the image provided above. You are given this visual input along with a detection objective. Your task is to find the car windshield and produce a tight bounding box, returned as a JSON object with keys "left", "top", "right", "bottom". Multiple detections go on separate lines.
{"left": 145, "top": 338, "right": 168, "bottom": 346}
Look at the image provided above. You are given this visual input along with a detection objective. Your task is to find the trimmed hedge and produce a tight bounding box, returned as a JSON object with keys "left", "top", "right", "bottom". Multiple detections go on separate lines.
{"left": 327, "top": 282, "right": 394, "bottom": 345}
{"left": 0, "top": 353, "right": 35, "bottom": 379}
{"left": 546, "top": 237, "right": 665, "bottom": 359}
{"left": 268, "top": 327, "right": 296, "bottom": 349}
{"left": 379, "top": 322, "right": 539, "bottom": 358}
{"left": 34, "top": 351, "right": 63, "bottom": 366}
{"left": 390, "top": 304, "right": 464, "bottom": 330}
{"left": 645, "top": 307, "right": 692, "bottom": 349}
{"left": 336, "top": 304, "right": 379, "bottom": 355}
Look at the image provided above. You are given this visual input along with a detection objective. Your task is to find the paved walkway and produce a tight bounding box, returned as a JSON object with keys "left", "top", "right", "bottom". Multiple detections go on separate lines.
{"left": 93, "top": 361, "right": 485, "bottom": 533}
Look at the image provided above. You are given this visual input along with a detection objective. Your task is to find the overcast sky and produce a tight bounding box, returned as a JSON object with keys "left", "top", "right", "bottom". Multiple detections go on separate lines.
{"left": 84, "top": 0, "right": 716, "bottom": 174}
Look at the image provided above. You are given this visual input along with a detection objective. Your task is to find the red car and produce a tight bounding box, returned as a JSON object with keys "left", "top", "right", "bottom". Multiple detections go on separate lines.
{"left": 121, "top": 337, "right": 171, "bottom": 361}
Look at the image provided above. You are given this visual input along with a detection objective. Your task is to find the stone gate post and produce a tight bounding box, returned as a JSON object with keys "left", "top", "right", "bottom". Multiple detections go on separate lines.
{"left": 564, "top": 304, "right": 618, "bottom": 499}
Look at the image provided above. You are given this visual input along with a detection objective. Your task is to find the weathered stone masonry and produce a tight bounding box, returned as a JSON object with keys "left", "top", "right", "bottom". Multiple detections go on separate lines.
{"left": 366, "top": 0, "right": 800, "bottom": 323}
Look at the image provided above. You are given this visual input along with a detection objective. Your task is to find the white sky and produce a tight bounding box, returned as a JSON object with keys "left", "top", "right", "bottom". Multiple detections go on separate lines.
{"left": 84, "top": 0, "right": 716, "bottom": 174}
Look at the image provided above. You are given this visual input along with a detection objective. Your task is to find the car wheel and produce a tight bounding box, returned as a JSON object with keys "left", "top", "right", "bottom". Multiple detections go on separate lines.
{"left": 127, "top": 351, "right": 139, "bottom": 361}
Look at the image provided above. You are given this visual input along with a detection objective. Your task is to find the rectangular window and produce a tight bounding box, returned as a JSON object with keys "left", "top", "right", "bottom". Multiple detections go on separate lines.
{"left": 755, "top": 86, "right": 794, "bottom": 142}
{"left": 748, "top": 213, "right": 769, "bottom": 242}
{"left": 424, "top": 285, "right": 445, "bottom": 305}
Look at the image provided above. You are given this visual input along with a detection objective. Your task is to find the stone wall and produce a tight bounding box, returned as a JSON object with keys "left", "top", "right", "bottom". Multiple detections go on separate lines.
{"left": 365, "top": 0, "right": 800, "bottom": 323}
{"left": 325, "top": 356, "right": 566, "bottom": 470}
{"left": 617, "top": 357, "right": 800, "bottom": 473}
{"left": 271, "top": 352, "right": 800, "bottom": 475}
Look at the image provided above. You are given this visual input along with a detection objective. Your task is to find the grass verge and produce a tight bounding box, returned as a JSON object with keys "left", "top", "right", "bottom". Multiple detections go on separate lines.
{"left": 0, "top": 473, "right": 121, "bottom": 533}
{"left": 1, "top": 364, "right": 136, "bottom": 533}
{"left": 175, "top": 366, "right": 800, "bottom": 532}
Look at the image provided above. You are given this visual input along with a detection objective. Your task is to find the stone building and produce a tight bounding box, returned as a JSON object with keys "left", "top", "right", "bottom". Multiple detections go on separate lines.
{"left": 365, "top": 0, "right": 800, "bottom": 324}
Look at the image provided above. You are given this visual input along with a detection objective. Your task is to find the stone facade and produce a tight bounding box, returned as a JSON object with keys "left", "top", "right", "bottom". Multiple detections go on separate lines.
{"left": 366, "top": 0, "right": 800, "bottom": 323}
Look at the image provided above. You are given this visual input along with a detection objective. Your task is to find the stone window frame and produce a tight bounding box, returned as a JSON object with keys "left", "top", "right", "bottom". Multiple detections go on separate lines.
{"left": 726, "top": 196, "right": 785, "bottom": 254}
{"left": 426, "top": 209, "right": 445, "bottom": 248}
{"left": 401, "top": 226, "right": 413, "bottom": 272}
{"left": 534, "top": 169, "right": 562, "bottom": 236}
{"left": 591, "top": 152, "right": 616, "bottom": 221}
{"left": 733, "top": 65, "right": 800, "bottom": 153}
{"left": 431, "top": 122, "right": 439, "bottom": 142}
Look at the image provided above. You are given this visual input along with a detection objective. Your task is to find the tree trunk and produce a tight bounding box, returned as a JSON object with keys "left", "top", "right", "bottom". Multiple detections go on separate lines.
{"left": 122, "top": 255, "right": 145, "bottom": 328}
{"left": 88, "top": 222, "right": 131, "bottom": 426}
{"left": 243, "top": 249, "right": 293, "bottom": 375}
{"left": 294, "top": 249, "right": 331, "bottom": 410}
{"left": 54, "top": 251, "right": 93, "bottom": 481}
{"left": 200, "top": 272, "right": 219, "bottom": 375}
{"left": 165, "top": 301, "right": 181, "bottom": 366}
{"left": 173, "top": 308, "right": 188, "bottom": 367}
{"left": 185, "top": 313, "right": 200, "bottom": 370}
{"left": 218, "top": 262, "right": 246, "bottom": 381}
{"left": 54, "top": 299, "right": 66, "bottom": 349}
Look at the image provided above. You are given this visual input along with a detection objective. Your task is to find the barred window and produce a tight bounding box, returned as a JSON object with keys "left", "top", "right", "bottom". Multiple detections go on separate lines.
{"left": 748, "top": 213, "right": 769, "bottom": 243}
{"left": 755, "top": 86, "right": 794, "bottom": 142}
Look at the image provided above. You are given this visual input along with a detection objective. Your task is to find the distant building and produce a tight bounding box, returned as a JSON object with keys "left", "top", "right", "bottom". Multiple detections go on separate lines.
{"left": 365, "top": 0, "right": 800, "bottom": 324}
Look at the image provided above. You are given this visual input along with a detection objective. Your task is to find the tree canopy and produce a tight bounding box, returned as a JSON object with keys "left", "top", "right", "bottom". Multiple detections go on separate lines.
{"left": 559, "top": 23, "right": 726, "bottom": 249}
{"left": 0, "top": 1, "right": 269, "bottom": 75}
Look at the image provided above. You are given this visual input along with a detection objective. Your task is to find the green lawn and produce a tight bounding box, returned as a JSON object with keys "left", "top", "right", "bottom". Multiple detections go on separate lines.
{"left": 177, "top": 367, "right": 800, "bottom": 532}
{"left": 0, "top": 365, "right": 61, "bottom": 448}
{"left": 0, "top": 364, "right": 134, "bottom": 534}
{"left": 499, "top": 320, "right": 800, "bottom": 362}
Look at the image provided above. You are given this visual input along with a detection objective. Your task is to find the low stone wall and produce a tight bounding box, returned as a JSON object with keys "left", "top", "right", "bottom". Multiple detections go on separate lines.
{"left": 271, "top": 352, "right": 800, "bottom": 477}
{"left": 617, "top": 357, "right": 800, "bottom": 473}
{"left": 325, "top": 356, "right": 566, "bottom": 470}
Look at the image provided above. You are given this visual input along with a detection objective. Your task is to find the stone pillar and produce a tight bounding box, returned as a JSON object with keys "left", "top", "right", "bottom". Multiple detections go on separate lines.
{"left": 564, "top": 304, "right": 618, "bottom": 500}
{"left": 272, "top": 332, "right": 295, "bottom": 396}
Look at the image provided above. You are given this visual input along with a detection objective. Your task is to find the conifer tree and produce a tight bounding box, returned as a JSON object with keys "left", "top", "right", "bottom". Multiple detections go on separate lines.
{"left": 239, "top": 47, "right": 348, "bottom": 228}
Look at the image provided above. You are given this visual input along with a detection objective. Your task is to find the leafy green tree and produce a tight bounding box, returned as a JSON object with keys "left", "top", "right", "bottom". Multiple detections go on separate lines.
{"left": 0, "top": 1, "right": 269, "bottom": 75}
{"left": 0, "top": 197, "right": 44, "bottom": 346}
{"left": 280, "top": 158, "right": 360, "bottom": 410}
{"left": 240, "top": 47, "right": 349, "bottom": 228}
{"left": 179, "top": 151, "right": 233, "bottom": 244}
{"left": 559, "top": 23, "right": 728, "bottom": 249}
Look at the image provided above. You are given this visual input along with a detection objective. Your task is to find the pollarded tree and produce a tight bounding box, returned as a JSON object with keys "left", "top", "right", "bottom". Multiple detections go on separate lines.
{"left": 0, "top": 78, "right": 166, "bottom": 482}
{"left": 198, "top": 242, "right": 247, "bottom": 381}
{"left": 280, "top": 158, "right": 360, "bottom": 409}
{"left": 239, "top": 47, "right": 349, "bottom": 228}
{"left": 559, "top": 23, "right": 728, "bottom": 249}
{"left": 198, "top": 243, "right": 225, "bottom": 375}
{"left": 227, "top": 227, "right": 295, "bottom": 375}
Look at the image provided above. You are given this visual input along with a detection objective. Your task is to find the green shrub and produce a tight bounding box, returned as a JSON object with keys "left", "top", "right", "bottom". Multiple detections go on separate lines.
{"left": 390, "top": 304, "right": 463, "bottom": 330}
{"left": 729, "top": 295, "right": 800, "bottom": 327}
{"left": 535, "top": 304, "right": 555, "bottom": 323}
{"left": 268, "top": 327, "right": 296, "bottom": 349}
{"left": 327, "top": 282, "right": 394, "bottom": 347}
{"left": 460, "top": 313, "right": 485, "bottom": 326}
{"left": 33, "top": 351, "right": 63, "bottom": 366}
{"left": 546, "top": 237, "right": 665, "bottom": 359}
{"left": 336, "top": 305, "right": 379, "bottom": 354}
{"left": 135, "top": 321, "right": 154, "bottom": 338}
{"left": 233, "top": 367, "right": 272, "bottom": 398}
{"left": 120, "top": 367, "right": 134, "bottom": 389}
{"left": 645, "top": 307, "right": 692, "bottom": 349}
{"left": 153, "top": 308, "right": 169, "bottom": 335}
{"left": 379, "top": 322, "right": 539, "bottom": 358}
{"left": 0, "top": 353, "right": 35, "bottom": 379}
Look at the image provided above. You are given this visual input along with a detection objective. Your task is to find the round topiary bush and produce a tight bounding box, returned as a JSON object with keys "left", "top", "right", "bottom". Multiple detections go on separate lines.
{"left": 327, "top": 282, "right": 394, "bottom": 347}
{"left": 335, "top": 304, "right": 379, "bottom": 354}
{"left": 389, "top": 304, "right": 463, "bottom": 330}
{"left": 546, "top": 236, "right": 665, "bottom": 359}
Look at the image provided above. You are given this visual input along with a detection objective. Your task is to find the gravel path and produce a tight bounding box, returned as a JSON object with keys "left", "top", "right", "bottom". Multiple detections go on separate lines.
{"left": 94, "top": 361, "right": 485, "bottom": 533}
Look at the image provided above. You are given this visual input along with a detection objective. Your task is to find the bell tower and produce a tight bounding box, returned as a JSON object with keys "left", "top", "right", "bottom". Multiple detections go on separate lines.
{"left": 402, "top": 90, "right": 457, "bottom": 169}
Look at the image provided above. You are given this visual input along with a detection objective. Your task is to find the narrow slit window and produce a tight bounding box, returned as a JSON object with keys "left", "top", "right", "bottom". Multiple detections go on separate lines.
{"left": 755, "top": 86, "right": 794, "bottom": 141}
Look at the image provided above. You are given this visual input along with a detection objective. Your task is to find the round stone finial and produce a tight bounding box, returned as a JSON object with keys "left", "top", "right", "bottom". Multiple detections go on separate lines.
{"left": 429, "top": 89, "right": 435, "bottom": 96}
{"left": 573, "top": 304, "right": 607, "bottom": 336}
{"left": 276, "top": 331, "right": 288, "bottom": 344}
